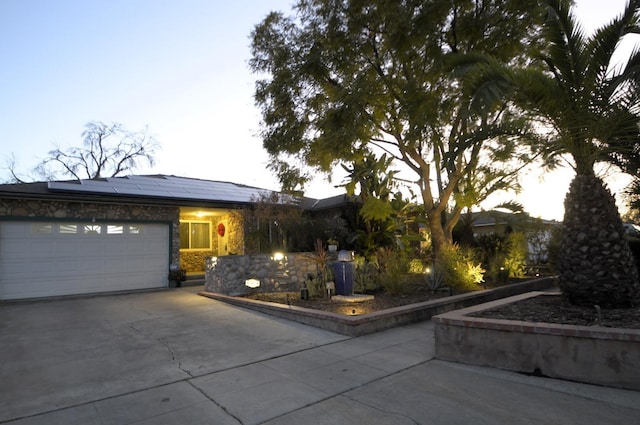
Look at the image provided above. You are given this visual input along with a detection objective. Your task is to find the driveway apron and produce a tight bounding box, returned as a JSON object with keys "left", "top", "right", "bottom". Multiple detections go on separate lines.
{"left": 1, "top": 287, "right": 638, "bottom": 425}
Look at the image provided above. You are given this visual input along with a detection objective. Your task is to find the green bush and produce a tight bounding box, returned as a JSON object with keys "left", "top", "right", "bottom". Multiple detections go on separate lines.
{"left": 353, "top": 256, "right": 381, "bottom": 293}
{"left": 437, "top": 244, "right": 485, "bottom": 292}
{"left": 376, "top": 247, "right": 409, "bottom": 295}
{"left": 474, "top": 232, "right": 528, "bottom": 285}
{"left": 504, "top": 232, "right": 528, "bottom": 278}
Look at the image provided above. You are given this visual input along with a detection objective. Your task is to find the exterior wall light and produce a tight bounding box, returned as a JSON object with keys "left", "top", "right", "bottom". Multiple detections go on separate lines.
{"left": 272, "top": 252, "right": 285, "bottom": 261}
{"left": 245, "top": 278, "right": 261, "bottom": 289}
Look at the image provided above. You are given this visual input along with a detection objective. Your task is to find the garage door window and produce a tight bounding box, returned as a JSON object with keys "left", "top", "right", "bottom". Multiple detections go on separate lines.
{"left": 28, "top": 223, "right": 145, "bottom": 236}
{"left": 107, "top": 225, "right": 124, "bottom": 234}
{"left": 32, "top": 223, "right": 53, "bottom": 234}
{"left": 59, "top": 224, "right": 78, "bottom": 234}
{"left": 84, "top": 224, "right": 102, "bottom": 235}
{"left": 180, "top": 221, "right": 211, "bottom": 250}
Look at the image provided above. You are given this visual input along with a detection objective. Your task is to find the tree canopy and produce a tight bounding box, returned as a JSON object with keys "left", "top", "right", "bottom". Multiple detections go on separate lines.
{"left": 250, "top": 0, "right": 546, "bottom": 258}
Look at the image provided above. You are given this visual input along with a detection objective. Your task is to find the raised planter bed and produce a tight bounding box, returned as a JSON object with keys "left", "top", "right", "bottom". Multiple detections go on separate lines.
{"left": 433, "top": 292, "right": 640, "bottom": 391}
{"left": 199, "top": 277, "right": 554, "bottom": 337}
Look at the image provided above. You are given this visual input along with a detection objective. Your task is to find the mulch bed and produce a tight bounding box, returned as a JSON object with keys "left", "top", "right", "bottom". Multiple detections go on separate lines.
{"left": 243, "top": 291, "right": 447, "bottom": 315}
{"left": 470, "top": 294, "right": 640, "bottom": 330}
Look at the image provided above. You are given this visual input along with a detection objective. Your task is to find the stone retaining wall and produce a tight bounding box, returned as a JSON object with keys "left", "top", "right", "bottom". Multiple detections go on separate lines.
{"left": 205, "top": 253, "right": 319, "bottom": 295}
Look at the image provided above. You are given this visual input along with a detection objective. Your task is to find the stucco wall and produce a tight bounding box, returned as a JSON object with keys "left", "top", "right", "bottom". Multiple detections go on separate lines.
{"left": 434, "top": 291, "right": 640, "bottom": 391}
{"left": 0, "top": 198, "right": 181, "bottom": 266}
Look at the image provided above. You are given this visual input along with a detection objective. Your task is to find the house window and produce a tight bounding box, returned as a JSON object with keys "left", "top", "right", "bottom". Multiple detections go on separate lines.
{"left": 180, "top": 221, "right": 211, "bottom": 250}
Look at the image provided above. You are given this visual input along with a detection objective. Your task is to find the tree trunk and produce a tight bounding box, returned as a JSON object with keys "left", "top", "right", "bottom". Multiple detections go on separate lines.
{"left": 427, "top": 211, "right": 450, "bottom": 263}
{"left": 559, "top": 173, "right": 640, "bottom": 307}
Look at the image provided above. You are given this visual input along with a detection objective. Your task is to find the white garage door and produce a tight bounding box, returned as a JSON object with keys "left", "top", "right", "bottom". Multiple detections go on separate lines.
{"left": 0, "top": 221, "right": 170, "bottom": 300}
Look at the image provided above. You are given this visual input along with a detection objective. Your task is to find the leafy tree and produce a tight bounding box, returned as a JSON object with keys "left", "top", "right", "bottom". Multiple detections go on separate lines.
{"left": 250, "top": 0, "right": 545, "bottom": 260}
{"left": 8, "top": 121, "right": 159, "bottom": 182}
{"left": 340, "top": 153, "right": 399, "bottom": 254}
{"left": 465, "top": 0, "right": 640, "bottom": 306}
{"left": 241, "top": 191, "right": 307, "bottom": 253}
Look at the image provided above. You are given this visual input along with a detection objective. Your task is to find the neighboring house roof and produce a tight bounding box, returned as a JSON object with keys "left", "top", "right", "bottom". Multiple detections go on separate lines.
{"left": 469, "top": 210, "right": 559, "bottom": 232}
{"left": 471, "top": 213, "right": 510, "bottom": 229}
{"left": 302, "top": 193, "right": 360, "bottom": 212}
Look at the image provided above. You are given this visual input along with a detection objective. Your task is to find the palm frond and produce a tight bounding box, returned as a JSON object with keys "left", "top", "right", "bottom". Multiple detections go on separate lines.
{"left": 587, "top": 0, "right": 640, "bottom": 96}
{"left": 542, "top": 0, "right": 588, "bottom": 89}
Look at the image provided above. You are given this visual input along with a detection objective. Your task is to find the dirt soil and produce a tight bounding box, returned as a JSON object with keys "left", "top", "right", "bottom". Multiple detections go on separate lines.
{"left": 244, "top": 291, "right": 640, "bottom": 329}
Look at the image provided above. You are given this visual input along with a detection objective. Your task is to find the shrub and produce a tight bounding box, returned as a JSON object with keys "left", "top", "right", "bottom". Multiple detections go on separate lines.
{"left": 504, "top": 232, "right": 528, "bottom": 278}
{"left": 376, "top": 247, "right": 409, "bottom": 295}
{"left": 353, "top": 256, "right": 381, "bottom": 293}
{"left": 437, "top": 244, "right": 485, "bottom": 292}
{"left": 474, "top": 232, "right": 528, "bottom": 285}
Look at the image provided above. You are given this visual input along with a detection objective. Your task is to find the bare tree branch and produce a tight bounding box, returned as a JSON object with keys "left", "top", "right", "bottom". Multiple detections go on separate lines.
{"left": 8, "top": 121, "right": 161, "bottom": 182}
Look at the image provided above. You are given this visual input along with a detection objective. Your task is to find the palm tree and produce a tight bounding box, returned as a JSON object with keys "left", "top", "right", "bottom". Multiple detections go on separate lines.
{"left": 465, "top": 0, "right": 640, "bottom": 307}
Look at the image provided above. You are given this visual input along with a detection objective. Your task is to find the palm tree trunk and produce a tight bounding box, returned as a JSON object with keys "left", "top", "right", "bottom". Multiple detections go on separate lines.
{"left": 558, "top": 173, "right": 640, "bottom": 307}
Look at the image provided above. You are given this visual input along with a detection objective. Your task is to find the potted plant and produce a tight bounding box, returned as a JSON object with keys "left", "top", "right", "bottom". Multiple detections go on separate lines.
{"left": 168, "top": 264, "right": 187, "bottom": 288}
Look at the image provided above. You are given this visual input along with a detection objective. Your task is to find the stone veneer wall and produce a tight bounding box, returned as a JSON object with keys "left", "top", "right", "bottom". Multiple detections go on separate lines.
{"left": 181, "top": 251, "right": 216, "bottom": 272}
{"left": 226, "top": 211, "right": 244, "bottom": 255}
{"left": 0, "top": 198, "right": 181, "bottom": 265}
{"left": 205, "top": 253, "right": 318, "bottom": 295}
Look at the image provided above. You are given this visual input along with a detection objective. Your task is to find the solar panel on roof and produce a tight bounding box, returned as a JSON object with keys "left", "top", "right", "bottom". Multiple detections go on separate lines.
{"left": 47, "top": 175, "right": 277, "bottom": 204}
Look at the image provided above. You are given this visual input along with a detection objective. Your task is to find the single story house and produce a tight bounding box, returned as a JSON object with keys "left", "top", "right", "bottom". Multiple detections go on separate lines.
{"left": 0, "top": 174, "right": 350, "bottom": 301}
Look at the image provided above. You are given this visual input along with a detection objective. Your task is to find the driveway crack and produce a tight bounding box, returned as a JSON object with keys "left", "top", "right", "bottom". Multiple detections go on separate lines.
{"left": 341, "top": 394, "right": 420, "bottom": 425}
{"left": 128, "top": 325, "right": 193, "bottom": 377}
{"left": 188, "top": 381, "right": 244, "bottom": 425}
{"left": 162, "top": 340, "right": 194, "bottom": 377}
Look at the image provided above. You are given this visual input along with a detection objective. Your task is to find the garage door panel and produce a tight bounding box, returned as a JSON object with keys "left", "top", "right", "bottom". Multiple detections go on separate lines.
{"left": 0, "top": 222, "right": 170, "bottom": 300}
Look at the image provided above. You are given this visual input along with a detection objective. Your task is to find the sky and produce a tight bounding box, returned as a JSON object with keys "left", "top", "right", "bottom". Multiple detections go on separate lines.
{"left": 0, "top": 0, "right": 636, "bottom": 221}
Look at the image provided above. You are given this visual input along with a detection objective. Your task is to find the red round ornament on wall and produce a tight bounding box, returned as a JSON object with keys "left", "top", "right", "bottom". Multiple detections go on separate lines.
{"left": 217, "top": 223, "right": 225, "bottom": 237}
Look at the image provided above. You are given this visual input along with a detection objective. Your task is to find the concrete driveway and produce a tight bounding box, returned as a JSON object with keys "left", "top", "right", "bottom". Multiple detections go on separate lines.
{"left": 0, "top": 286, "right": 347, "bottom": 423}
{"left": 1, "top": 287, "right": 638, "bottom": 424}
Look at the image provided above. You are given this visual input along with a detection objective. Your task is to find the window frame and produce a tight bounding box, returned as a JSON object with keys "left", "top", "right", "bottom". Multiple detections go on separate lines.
{"left": 179, "top": 220, "right": 212, "bottom": 251}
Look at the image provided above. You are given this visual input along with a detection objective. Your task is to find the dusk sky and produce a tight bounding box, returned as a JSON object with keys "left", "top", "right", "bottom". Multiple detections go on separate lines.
{"left": 0, "top": 0, "right": 636, "bottom": 221}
